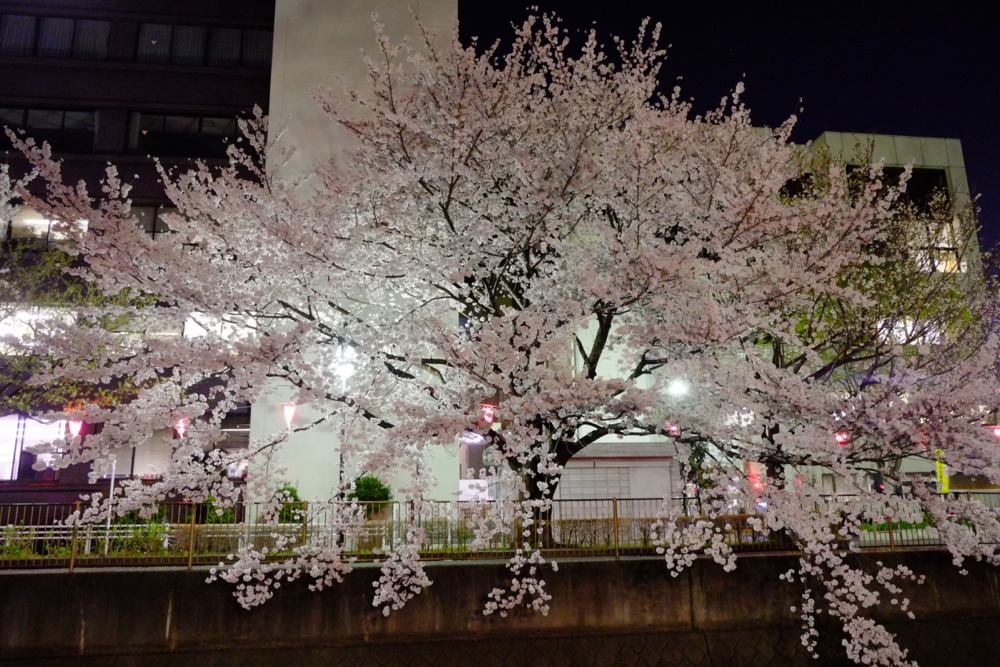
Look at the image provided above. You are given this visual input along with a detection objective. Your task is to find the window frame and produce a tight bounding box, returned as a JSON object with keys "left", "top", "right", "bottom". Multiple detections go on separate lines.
{"left": 0, "top": 13, "right": 109, "bottom": 60}
{"left": 136, "top": 22, "right": 272, "bottom": 69}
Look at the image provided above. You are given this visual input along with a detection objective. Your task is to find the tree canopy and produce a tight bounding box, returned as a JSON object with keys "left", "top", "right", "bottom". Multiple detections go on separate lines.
{"left": 2, "top": 15, "right": 998, "bottom": 665}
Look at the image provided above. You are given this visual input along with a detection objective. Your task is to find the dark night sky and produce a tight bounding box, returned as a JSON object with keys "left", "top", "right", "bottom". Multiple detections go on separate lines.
{"left": 459, "top": 2, "right": 1000, "bottom": 260}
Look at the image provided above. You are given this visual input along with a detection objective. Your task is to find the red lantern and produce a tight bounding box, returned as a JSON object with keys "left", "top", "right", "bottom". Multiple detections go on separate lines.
{"left": 480, "top": 403, "right": 496, "bottom": 426}
{"left": 283, "top": 403, "right": 296, "bottom": 428}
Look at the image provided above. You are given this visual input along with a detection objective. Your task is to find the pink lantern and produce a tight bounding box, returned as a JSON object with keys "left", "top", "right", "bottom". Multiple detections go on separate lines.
{"left": 835, "top": 431, "right": 849, "bottom": 446}
{"left": 283, "top": 403, "right": 296, "bottom": 428}
{"left": 175, "top": 417, "right": 189, "bottom": 438}
{"left": 666, "top": 422, "right": 680, "bottom": 437}
{"left": 480, "top": 403, "right": 496, "bottom": 426}
{"left": 992, "top": 425, "right": 1000, "bottom": 439}
{"left": 67, "top": 420, "right": 84, "bottom": 437}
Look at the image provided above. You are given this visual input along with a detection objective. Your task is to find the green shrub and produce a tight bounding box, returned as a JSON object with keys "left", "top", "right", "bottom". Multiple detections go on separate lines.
{"left": 348, "top": 475, "right": 392, "bottom": 517}
{"left": 110, "top": 523, "right": 169, "bottom": 556}
{"left": 203, "top": 496, "right": 236, "bottom": 524}
{"left": 275, "top": 483, "right": 304, "bottom": 524}
{"left": 0, "top": 526, "right": 35, "bottom": 558}
{"left": 860, "top": 514, "right": 932, "bottom": 532}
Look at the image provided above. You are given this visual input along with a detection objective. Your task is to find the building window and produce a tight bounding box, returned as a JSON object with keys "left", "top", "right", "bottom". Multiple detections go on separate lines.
{"left": 240, "top": 29, "right": 272, "bottom": 68}
{"left": 0, "top": 14, "right": 109, "bottom": 59}
{"left": 917, "top": 221, "right": 967, "bottom": 273}
{"left": 36, "top": 17, "right": 73, "bottom": 57}
{"left": 923, "top": 247, "right": 965, "bottom": 273}
{"left": 0, "top": 14, "right": 36, "bottom": 55}
{"left": 137, "top": 23, "right": 272, "bottom": 68}
{"left": 128, "top": 112, "right": 235, "bottom": 158}
{"left": 220, "top": 403, "right": 252, "bottom": 450}
{"left": 135, "top": 23, "right": 171, "bottom": 63}
{"left": 171, "top": 25, "right": 208, "bottom": 65}
{"left": 207, "top": 27, "right": 241, "bottom": 66}
{"left": 0, "top": 414, "right": 66, "bottom": 481}
{"left": 0, "top": 107, "right": 96, "bottom": 153}
{"left": 2, "top": 205, "right": 88, "bottom": 243}
{"left": 70, "top": 19, "right": 111, "bottom": 59}
{"left": 131, "top": 205, "right": 175, "bottom": 240}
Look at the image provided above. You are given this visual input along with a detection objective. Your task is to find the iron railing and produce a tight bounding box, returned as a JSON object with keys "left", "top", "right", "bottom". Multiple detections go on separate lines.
{"left": 1, "top": 492, "right": 998, "bottom": 570}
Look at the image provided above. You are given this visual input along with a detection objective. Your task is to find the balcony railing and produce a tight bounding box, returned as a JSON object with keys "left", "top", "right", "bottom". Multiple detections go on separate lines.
{"left": 2, "top": 492, "right": 998, "bottom": 570}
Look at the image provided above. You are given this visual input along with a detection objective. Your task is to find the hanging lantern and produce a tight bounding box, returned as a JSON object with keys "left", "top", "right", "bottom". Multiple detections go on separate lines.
{"left": 480, "top": 403, "right": 496, "bottom": 426}
{"left": 175, "top": 417, "right": 189, "bottom": 438}
{"left": 67, "top": 420, "right": 84, "bottom": 438}
{"left": 835, "top": 430, "right": 850, "bottom": 446}
{"left": 283, "top": 403, "right": 297, "bottom": 428}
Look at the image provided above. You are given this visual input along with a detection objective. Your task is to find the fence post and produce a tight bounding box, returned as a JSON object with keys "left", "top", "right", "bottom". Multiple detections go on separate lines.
{"left": 612, "top": 497, "right": 620, "bottom": 560}
{"left": 886, "top": 517, "right": 896, "bottom": 550}
{"left": 186, "top": 503, "right": 197, "bottom": 570}
{"left": 300, "top": 501, "right": 309, "bottom": 547}
{"left": 69, "top": 501, "right": 80, "bottom": 572}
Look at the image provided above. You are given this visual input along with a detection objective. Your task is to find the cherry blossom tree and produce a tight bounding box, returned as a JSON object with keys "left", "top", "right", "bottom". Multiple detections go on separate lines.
{"left": 1, "top": 165, "right": 151, "bottom": 415}
{"left": 3, "top": 15, "right": 999, "bottom": 665}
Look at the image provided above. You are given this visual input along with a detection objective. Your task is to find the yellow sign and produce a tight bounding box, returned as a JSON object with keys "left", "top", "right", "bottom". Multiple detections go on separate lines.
{"left": 936, "top": 449, "right": 950, "bottom": 494}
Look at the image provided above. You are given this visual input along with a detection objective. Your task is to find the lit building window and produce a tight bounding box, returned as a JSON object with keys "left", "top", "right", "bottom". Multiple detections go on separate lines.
{"left": 2, "top": 205, "right": 88, "bottom": 243}
{"left": 0, "top": 414, "right": 66, "bottom": 481}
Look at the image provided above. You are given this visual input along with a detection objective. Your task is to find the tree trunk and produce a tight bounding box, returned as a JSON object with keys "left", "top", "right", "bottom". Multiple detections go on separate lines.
{"left": 519, "top": 438, "right": 578, "bottom": 549}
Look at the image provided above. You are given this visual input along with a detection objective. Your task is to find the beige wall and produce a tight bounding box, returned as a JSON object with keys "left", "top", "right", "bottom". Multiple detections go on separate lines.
{"left": 812, "top": 131, "right": 972, "bottom": 211}
{"left": 269, "top": 0, "right": 458, "bottom": 178}
{"left": 259, "top": 1, "right": 458, "bottom": 501}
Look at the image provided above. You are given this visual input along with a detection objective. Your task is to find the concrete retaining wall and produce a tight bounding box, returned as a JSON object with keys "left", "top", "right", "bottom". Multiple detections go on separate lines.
{"left": 2, "top": 552, "right": 999, "bottom": 665}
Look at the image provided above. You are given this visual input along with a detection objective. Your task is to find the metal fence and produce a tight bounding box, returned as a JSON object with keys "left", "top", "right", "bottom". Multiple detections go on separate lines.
{"left": 2, "top": 493, "right": 998, "bottom": 570}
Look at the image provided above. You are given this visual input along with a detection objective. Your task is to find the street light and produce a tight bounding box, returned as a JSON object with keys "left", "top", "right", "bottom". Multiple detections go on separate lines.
{"left": 334, "top": 346, "right": 357, "bottom": 487}
{"left": 667, "top": 379, "right": 689, "bottom": 397}
{"left": 334, "top": 345, "right": 357, "bottom": 391}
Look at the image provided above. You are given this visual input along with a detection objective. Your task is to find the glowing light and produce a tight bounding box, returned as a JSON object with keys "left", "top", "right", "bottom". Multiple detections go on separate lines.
{"left": 835, "top": 431, "right": 849, "bottom": 446}
{"left": 667, "top": 379, "right": 689, "bottom": 397}
{"left": 480, "top": 403, "right": 496, "bottom": 425}
{"left": 67, "top": 420, "right": 84, "bottom": 438}
{"left": 283, "top": 403, "right": 296, "bottom": 428}
{"left": 175, "top": 418, "right": 189, "bottom": 438}
{"left": 460, "top": 431, "right": 486, "bottom": 446}
{"left": 334, "top": 345, "right": 357, "bottom": 390}
{"left": 992, "top": 425, "right": 1000, "bottom": 439}
{"left": 666, "top": 422, "right": 680, "bottom": 437}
